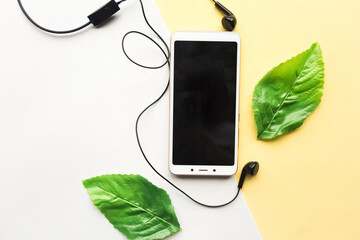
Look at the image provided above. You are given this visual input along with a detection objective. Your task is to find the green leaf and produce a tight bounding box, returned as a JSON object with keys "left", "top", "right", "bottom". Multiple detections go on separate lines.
{"left": 83, "top": 174, "right": 181, "bottom": 240}
{"left": 252, "top": 42, "right": 325, "bottom": 140}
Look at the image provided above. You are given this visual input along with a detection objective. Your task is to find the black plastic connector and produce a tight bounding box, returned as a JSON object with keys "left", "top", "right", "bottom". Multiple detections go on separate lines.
{"left": 88, "top": 0, "right": 120, "bottom": 27}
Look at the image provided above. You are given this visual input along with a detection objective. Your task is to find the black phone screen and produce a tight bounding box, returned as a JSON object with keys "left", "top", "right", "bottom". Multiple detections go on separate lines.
{"left": 172, "top": 40, "right": 238, "bottom": 166}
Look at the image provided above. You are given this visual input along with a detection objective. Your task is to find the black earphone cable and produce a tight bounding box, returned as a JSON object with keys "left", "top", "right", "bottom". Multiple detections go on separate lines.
{"left": 17, "top": 0, "right": 91, "bottom": 34}
{"left": 16, "top": 0, "right": 241, "bottom": 208}
{"left": 122, "top": 0, "right": 241, "bottom": 208}
{"left": 17, "top": 0, "right": 126, "bottom": 34}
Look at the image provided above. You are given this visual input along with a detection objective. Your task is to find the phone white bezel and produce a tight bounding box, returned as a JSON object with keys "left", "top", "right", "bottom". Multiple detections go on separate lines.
{"left": 169, "top": 31, "right": 240, "bottom": 176}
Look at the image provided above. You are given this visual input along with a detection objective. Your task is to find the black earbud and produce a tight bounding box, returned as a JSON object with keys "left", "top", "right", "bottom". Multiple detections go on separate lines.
{"left": 212, "top": 0, "right": 237, "bottom": 31}
{"left": 238, "top": 162, "right": 259, "bottom": 189}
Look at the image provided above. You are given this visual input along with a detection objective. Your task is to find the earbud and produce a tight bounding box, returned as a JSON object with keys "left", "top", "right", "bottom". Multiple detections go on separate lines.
{"left": 238, "top": 162, "right": 260, "bottom": 189}
{"left": 212, "top": 0, "right": 237, "bottom": 31}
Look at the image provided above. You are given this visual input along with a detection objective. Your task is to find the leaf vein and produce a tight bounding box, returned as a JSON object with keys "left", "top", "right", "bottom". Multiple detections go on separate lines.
{"left": 257, "top": 47, "right": 320, "bottom": 138}
{"left": 96, "top": 186, "right": 179, "bottom": 230}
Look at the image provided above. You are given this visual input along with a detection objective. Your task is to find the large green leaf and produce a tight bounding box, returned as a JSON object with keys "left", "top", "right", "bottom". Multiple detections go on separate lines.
{"left": 83, "top": 174, "right": 181, "bottom": 240}
{"left": 252, "top": 42, "right": 325, "bottom": 140}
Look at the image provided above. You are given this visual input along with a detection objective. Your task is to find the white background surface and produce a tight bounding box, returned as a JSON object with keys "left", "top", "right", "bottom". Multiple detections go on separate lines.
{"left": 0, "top": 0, "right": 262, "bottom": 239}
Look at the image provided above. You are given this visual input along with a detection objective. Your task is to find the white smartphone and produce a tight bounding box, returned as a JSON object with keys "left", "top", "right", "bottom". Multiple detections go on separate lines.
{"left": 169, "top": 31, "right": 240, "bottom": 176}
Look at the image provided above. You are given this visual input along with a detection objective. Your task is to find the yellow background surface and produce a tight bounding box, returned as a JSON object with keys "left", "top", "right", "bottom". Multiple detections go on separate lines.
{"left": 155, "top": 0, "right": 360, "bottom": 239}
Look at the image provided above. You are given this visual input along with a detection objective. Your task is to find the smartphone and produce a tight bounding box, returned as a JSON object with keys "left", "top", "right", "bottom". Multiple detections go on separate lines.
{"left": 169, "top": 31, "right": 240, "bottom": 176}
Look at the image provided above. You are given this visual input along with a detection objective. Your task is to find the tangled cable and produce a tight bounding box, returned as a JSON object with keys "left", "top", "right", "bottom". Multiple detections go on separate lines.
{"left": 123, "top": 0, "right": 240, "bottom": 208}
